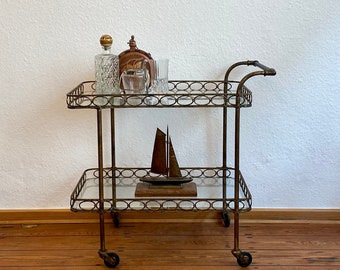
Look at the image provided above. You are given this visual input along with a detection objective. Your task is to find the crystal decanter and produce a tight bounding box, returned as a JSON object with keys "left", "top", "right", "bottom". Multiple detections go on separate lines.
{"left": 95, "top": 34, "right": 120, "bottom": 105}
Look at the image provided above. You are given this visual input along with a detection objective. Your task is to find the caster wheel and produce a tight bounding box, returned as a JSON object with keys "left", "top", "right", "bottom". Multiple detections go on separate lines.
{"left": 221, "top": 212, "right": 231, "bottom": 227}
{"left": 112, "top": 212, "right": 120, "bottom": 228}
{"left": 104, "top": 252, "right": 120, "bottom": 268}
{"left": 237, "top": 251, "right": 252, "bottom": 267}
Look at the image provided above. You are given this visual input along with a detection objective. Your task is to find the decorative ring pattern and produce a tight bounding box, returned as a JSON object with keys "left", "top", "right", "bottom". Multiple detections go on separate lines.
{"left": 66, "top": 81, "right": 252, "bottom": 109}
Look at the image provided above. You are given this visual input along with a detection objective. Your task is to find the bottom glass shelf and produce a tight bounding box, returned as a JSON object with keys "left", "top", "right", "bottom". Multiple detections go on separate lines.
{"left": 70, "top": 167, "right": 252, "bottom": 212}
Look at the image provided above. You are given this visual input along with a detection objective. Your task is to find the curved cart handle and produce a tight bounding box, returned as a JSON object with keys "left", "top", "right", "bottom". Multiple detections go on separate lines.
{"left": 247, "top": 60, "right": 276, "bottom": 76}
{"left": 224, "top": 60, "right": 276, "bottom": 97}
{"left": 224, "top": 60, "right": 276, "bottom": 82}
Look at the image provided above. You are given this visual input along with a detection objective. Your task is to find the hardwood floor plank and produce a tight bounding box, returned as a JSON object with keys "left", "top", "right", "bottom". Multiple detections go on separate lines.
{"left": 1, "top": 222, "right": 339, "bottom": 237}
{"left": 251, "top": 249, "right": 340, "bottom": 266}
{"left": 240, "top": 223, "right": 340, "bottom": 236}
{"left": 0, "top": 250, "right": 100, "bottom": 267}
{"left": 0, "top": 236, "right": 229, "bottom": 251}
{"left": 0, "top": 222, "right": 228, "bottom": 237}
{"left": 1, "top": 234, "right": 339, "bottom": 251}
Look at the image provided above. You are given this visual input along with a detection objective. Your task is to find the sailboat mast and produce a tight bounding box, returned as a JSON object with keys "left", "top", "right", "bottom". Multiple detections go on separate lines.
{"left": 166, "top": 126, "right": 169, "bottom": 177}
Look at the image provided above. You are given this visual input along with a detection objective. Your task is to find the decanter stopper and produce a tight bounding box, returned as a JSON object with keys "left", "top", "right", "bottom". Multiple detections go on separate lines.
{"left": 100, "top": 34, "right": 113, "bottom": 48}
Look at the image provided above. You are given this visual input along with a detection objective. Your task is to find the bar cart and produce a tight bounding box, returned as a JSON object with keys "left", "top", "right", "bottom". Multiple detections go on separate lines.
{"left": 66, "top": 60, "right": 276, "bottom": 268}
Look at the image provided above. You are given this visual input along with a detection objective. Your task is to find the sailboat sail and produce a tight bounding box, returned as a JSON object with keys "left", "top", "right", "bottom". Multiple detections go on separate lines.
{"left": 150, "top": 128, "right": 167, "bottom": 175}
{"left": 168, "top": 138, "right": 182, "bottom": 177}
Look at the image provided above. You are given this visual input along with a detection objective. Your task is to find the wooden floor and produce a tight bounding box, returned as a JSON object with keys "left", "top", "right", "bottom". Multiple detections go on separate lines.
{"left": 0, "top": 217, "right": 339, "bottom": 269}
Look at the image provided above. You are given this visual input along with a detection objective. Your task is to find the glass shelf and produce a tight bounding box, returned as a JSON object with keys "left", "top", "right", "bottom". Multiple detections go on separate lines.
{"left": 70, "top": 167, "right": 252, "bottom": 213}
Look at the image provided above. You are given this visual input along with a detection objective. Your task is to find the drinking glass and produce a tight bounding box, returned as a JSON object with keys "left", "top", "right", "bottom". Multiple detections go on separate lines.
{"left": 120, "top": 68, "right": 148, "bottom": 105}
{"left": 148, "top": 59, "right": 169, "bottom": 105}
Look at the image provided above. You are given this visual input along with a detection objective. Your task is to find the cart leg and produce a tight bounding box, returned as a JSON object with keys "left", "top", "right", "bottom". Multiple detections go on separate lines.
{"left": 98, "top": 211, "right": 120, "bottom": 268}
{"left": 222, "top": 100, "right": 230, "bottom": 228}
{"left": 231, "top": 211, "right": 252, "bottom": 267}
{"left": 110, "top": 108, "right": 119, "bottom": 227}
{"left": 231, "top": 106, "right": 252, "bottom": 267}
{"left": 97, "top": 108, "right": 120, "bottom": 268}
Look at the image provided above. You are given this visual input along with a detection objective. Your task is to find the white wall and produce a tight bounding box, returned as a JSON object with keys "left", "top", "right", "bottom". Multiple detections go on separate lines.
{"left": 1, "top": 0, "right": 339, "bottom": 209}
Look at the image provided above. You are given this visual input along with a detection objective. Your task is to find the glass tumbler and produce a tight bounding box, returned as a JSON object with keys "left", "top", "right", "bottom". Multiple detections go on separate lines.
{"left": 148, "top": 59, "right": 169, "bottom": 105}
{"left": 120, "top": 69, "right": 148, "bottom": 105}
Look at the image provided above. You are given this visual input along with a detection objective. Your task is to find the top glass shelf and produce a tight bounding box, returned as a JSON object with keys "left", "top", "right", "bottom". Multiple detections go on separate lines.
{"left": 66, "top": 80, "right": 252, "bottom": 109}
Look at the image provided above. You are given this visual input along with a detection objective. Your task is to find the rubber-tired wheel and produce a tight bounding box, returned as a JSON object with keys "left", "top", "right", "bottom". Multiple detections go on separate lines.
{"left": 237, "top": 251, "right": 252, "bottom": 267}
{"left": 104, "top": 252, "right": 120, "bottom": 268}
{"left": 221, "top": 212, "right": 231, "bottom": 227}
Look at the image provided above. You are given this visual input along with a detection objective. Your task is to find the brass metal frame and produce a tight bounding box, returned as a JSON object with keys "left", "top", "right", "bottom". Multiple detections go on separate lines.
{"left": 66, "top": 60, "right": 276, "bottom": 268}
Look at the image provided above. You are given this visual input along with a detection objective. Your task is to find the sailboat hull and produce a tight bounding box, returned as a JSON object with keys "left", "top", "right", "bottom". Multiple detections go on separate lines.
{"left": 140, "top": 176, "right": 193, "bottom": 185}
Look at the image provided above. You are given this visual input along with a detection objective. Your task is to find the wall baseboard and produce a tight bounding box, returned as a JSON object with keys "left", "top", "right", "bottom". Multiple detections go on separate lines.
{"left": 0, "top": 208, "right": 339, "bottom": 225}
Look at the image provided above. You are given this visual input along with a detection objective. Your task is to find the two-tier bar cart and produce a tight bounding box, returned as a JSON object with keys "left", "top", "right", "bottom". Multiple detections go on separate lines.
{"left": 66, "top": 60, "right": 276, "bottom": 268}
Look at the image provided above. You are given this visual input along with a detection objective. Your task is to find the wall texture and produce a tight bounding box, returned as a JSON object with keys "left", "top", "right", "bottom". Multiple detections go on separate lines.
{"left": 0, "top": 0, "right": 339, "bottom": 209}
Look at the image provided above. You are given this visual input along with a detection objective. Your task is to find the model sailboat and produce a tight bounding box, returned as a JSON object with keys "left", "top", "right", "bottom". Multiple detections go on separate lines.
{"left": 140, "top": 127, "right": 193, "bottom": 185}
